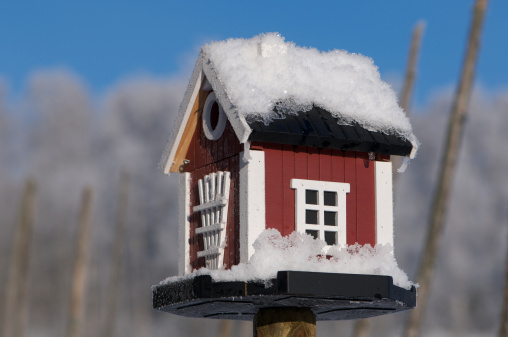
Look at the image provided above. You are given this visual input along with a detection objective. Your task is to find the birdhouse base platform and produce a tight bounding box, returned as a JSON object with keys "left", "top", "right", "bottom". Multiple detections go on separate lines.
{"left": 152, "top": 271, "right": 416, "bottom": 321}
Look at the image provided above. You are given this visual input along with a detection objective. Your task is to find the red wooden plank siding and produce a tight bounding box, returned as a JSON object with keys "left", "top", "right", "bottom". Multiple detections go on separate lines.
{"left": 331, "top": 150, "right": 345, "bottom": 182}
{"left": 319, "top": 148, "right": 332, "bottom": 181}
{"left": 210, "top": 131, "right": 218, "bottom": 163}
{"left": 282, "top": 145, "right": 296, "bottom": 236}
{"left": 308, "top": 147, "right": 320, "bottom": 181}
{"left": 294, "top": 146, "right": 308, "bottom": 180}
{"left": 263, "top": 143, "right": 284, "bottom": 235}
{"left": 344, "top": 151, "right": 357, "bottom": 245}
{"left": 194, "top": 114, "right": 206, "bottom": 170}
{"left": 226, "top": 155, "right": 240, "bottom": 268}
{"left": 223, "top": 122, "right": 236, "bottom": 159}
{"left": 191, "top": 166, "right": 206, "bottom": 270}
{"left": 216, "top": 124, "right": 225, "bottom": 162}
{"left": 355, "top": 152, "right": 376, "bottom": 246}
{"left": 183, "top": 128, "right": 196, "bottom": 172}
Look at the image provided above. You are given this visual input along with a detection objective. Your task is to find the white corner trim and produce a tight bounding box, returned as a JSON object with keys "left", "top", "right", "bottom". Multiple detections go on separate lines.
{"left": 375, "top": 160, "right": 394, "bottom": 250}
{"left": 202, "top": 91, "right": 227, "bottom": 140}
{"left": 178, "top": 173, "right": 192, "bottom": 276}
{"left": 239, "top": 151, "right": 266, "bottom": 263}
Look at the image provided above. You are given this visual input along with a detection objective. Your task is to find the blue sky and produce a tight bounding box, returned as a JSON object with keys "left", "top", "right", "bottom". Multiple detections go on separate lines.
{"left": 0, "top": 0, "right": 506, "bottom": 107}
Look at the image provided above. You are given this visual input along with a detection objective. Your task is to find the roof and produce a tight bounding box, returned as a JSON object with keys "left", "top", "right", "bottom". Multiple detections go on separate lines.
{"left": 247, "top": 107, "right": 413, "bottom": 156}
{"left": 160, "top": 34, "right": 418, "bottom": 174}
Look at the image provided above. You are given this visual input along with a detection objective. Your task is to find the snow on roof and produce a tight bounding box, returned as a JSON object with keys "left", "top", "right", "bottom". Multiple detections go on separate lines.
{"left": 161, "top": 229, "right": 415, "bottom": 290}
{"left": 202, "top": 33, "right": 418, "bottom": 148}
{"left": 160, "top": 33, "right": 419, "bottom": 174}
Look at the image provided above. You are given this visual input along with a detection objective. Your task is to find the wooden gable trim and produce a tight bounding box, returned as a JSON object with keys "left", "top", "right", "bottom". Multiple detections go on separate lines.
{"left": 169, "top": 85, "right": 210, "bottom": 173}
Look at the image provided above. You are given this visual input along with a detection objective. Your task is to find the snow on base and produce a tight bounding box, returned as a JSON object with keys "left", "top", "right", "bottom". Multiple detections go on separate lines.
{"left": 203, "top": 33, "right": 418, "bottom": 150}
{"left": 160, "top": 229, "right": 415, "bottom": 290}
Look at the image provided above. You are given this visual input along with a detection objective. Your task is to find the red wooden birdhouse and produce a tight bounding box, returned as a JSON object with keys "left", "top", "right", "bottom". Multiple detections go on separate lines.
{"left": 160, "top": 33, "right": 418, "bottom": 277}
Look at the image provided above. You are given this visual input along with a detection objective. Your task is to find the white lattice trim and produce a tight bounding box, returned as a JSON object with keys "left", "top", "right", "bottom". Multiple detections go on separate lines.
{"left": 197, "top": 247, "right": 220, "bottom": 258}
{"left": 193, "top": 198, "right": 228, "bottom": 212}
{"left": 194, "top": 171, "right": 231, "bottom": 270}
{"left": 195, "top": 223, "right": 225, "bottom": 234}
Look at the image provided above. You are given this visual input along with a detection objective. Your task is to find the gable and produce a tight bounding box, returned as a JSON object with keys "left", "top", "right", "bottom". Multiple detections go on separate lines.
{"left": 160, "top": 54, "right": 252, "bottom": 174}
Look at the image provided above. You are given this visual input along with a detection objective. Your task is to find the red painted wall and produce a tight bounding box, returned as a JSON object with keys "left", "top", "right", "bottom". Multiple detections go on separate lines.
{"left": 184, "top": 104, "right": 242, "bottom": 270}
{"left": 254, "top": 142, "right": 379, "bottom": 246}
{"left": 183, "top": 90, "right": 389, "bottom": 270}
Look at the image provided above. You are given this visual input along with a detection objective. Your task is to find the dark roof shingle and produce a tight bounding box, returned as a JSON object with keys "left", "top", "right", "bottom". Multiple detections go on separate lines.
{"left": 246, "top": 107, "right": 413, "bottom": 156}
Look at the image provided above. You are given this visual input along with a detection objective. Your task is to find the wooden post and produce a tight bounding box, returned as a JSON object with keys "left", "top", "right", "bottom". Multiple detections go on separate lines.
{"left": 239, "top": 321, "right": 252, "bottom": 337}
{"left": 399, "top": 21, "right": 425, "bottom": 116}
{"left": 66, "top": 187, "right": 93, "bottom": 337}
{"left": 403, "top": 1, "right": 488, "bottom": 337}
{"left": 253, "top": 308, "right": 316, "bottom": 337}
{"left": 1, "top": 179, "right": 36, "bottom": 337}
{"left": 217, "top": 320, "right": 233, "bottom": 337}
{"left": 102, "top": 172, "right": 130, "bottom": 337}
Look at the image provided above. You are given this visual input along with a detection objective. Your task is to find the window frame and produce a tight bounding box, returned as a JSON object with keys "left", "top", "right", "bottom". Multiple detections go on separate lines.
{"left": 291, "top": 179, "right": 350, "bottom": 248}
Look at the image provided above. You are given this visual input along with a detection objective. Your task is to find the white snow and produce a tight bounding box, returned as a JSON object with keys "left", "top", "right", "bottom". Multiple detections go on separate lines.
{"left": 202, "top": 33, "right": 418, "bottom": 149}
{"left": 161, "top": 229, "right": 415, "bottom": 290}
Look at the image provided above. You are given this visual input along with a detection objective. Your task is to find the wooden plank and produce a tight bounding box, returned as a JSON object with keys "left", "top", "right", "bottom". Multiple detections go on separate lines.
{"left": 170, "top": 89, "right": 208, "bottom": 173}
{"left": 264, "top": 144, "right": 284, "bottom": 235}
{"left": 282, "top": 145, "right": 296, "bottom": 236}
{"left": 308, "top": 147, "right": 320, "bottom": 181}
{"left": 194, "top": 112, "right": 207, "bottom": 170}
{"left": 183, "top": 129, "right": 196, "bottom": 172}
{"left": 319, "top": 148, "right": 332, "bottom": 181}
{"left": 355, "top": 152, "right": 376, "bottom": 246}
{"left": 223, "top": 156, "right": 240, "bottom": 268}
{"left": 331, "top": 149, "right": 345, "bottom": 183}
{"left": 344, "top": 151, "right": 357, "bottom": 245}
{"left": 294, "top": 146, "right": 308, "bottom": 180}
{"left": 223, "top": 121, "right": 243, "bottom": 159}
{"left": 210, "top": 132, "right": 218, "bottom": 164}
{"left": 191, "top": 166, "right": 206, "bottom": 270}
{"left": 216, "top": 122, "right": 225, "bottom": 162}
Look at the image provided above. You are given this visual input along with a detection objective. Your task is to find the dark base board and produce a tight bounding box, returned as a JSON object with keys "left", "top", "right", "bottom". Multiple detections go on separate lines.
{"left": 152, "top": 271, "right": 416, "bottom": 321}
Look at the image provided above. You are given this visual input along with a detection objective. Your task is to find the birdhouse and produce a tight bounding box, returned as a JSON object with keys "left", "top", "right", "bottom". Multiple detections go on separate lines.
{"left": 160, "top": 33, "right": 418, "bottom": 276}
{"left": 154, "top": 34, "right": 417, "bottom": 324}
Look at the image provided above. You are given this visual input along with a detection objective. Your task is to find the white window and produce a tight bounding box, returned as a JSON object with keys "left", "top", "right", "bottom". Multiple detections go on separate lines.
{"left": 193, "top": 171, "right": 231, "bottom": 269}
{"left": 291, "top": 179, "right": 350, "bottom": 247}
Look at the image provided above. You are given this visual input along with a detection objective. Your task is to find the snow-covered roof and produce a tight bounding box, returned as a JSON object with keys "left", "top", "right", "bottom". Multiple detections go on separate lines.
{"left": 161, "top": 33, "right": 418, "bottom": 174}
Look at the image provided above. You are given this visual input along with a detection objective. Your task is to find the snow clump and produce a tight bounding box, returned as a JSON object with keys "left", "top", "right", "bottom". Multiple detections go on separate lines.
{"left": 161, "top": 229, "right": 415, "bottom": 290}
{"left": 202, "top": 33, "right": 418, "bottom": 149}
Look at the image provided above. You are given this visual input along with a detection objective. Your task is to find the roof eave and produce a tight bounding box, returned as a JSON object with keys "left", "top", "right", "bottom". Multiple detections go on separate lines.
{"left": 201, "top": 55, "right": 251, "bottom": 144}
{"left": 159, "top": 53, "right": 205, "bottom": 175}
